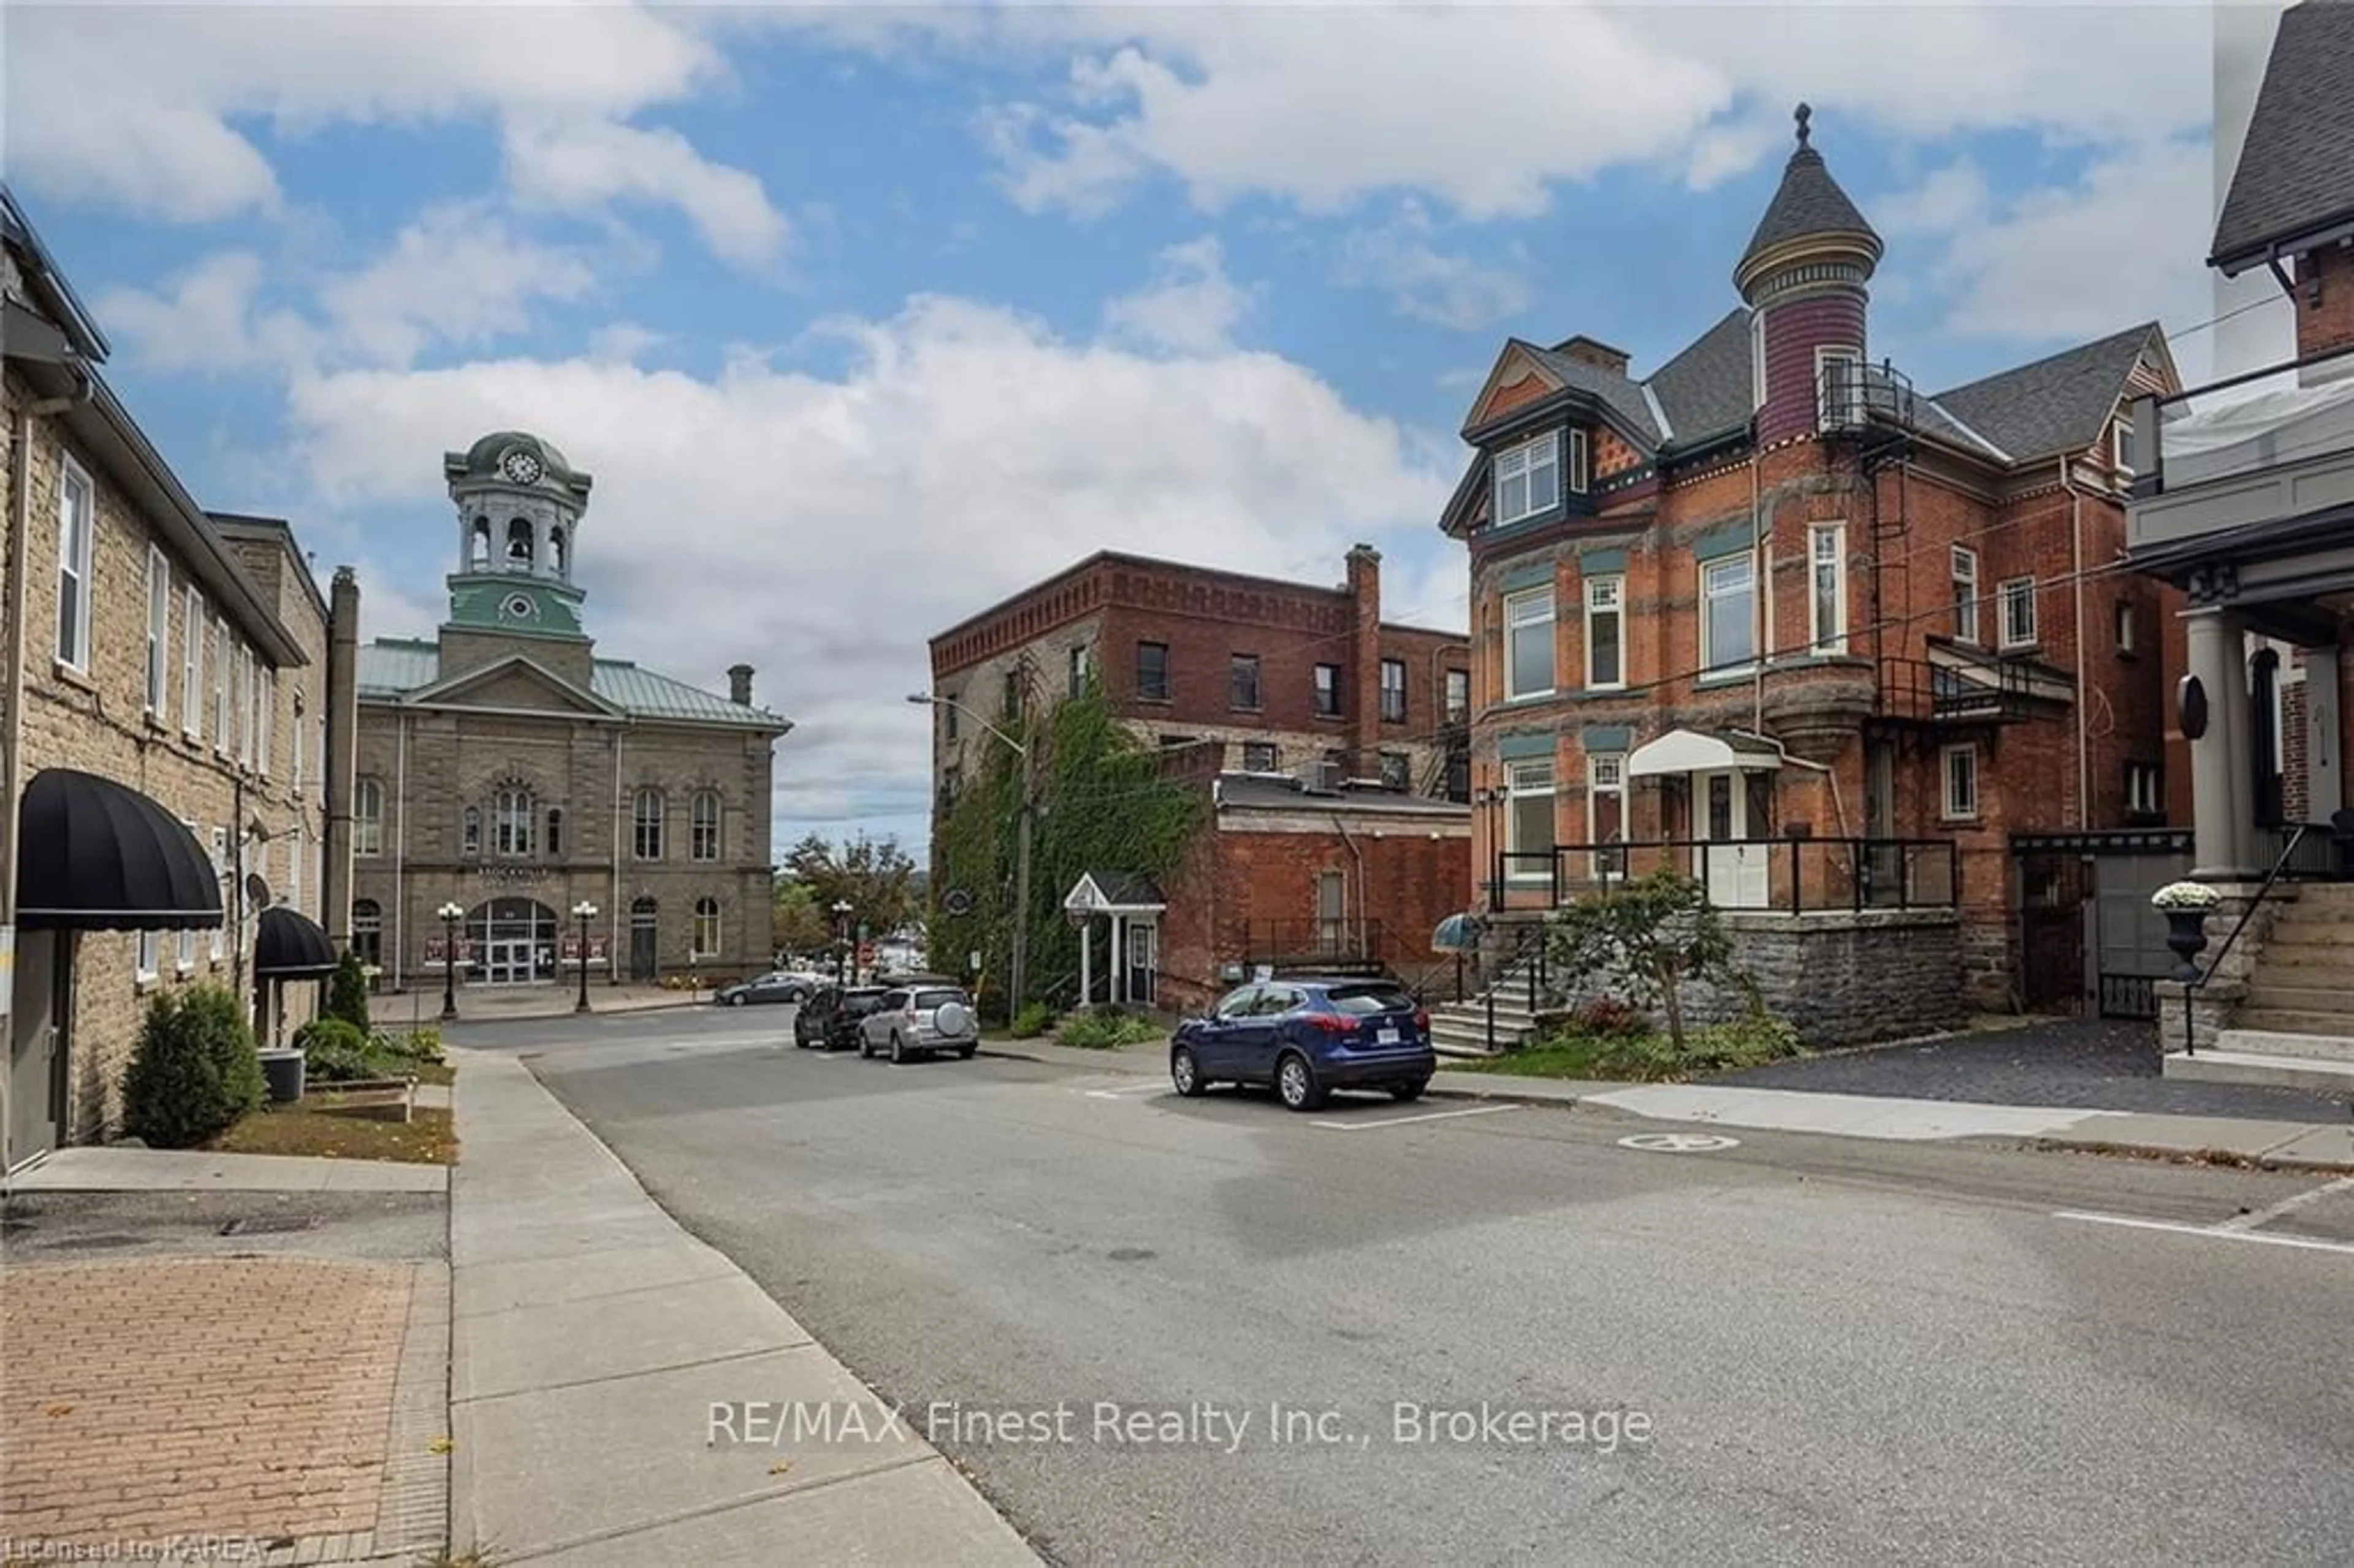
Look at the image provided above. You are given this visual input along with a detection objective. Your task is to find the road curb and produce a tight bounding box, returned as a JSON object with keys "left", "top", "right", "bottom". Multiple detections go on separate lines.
{"left": 2021, "top": 1136, "right": 2354, "bottom": 1176}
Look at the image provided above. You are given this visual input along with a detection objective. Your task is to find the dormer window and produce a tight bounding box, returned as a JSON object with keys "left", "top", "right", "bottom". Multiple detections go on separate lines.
{"left": 2112, "top": 416, "right": 2138, "bottom": 474}
{"left": 1493, "top": 432, "right": 1561, "bottom": 526}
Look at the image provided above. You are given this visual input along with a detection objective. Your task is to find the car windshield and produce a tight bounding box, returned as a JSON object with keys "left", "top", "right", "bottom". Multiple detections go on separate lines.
{"left": 1325, "top": 984, "right": 1416, "bottom": 1016}
{"left": 843, "top": 991, "right": 888, "bottom": 1014}
{"left": 913, "top": 989, "right": 964, "bottom": 1010}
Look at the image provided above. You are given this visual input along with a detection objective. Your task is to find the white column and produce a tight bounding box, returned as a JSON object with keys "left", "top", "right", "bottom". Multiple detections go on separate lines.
{"left": 2186, "top": 607, "right": 2257, "bottom": 878}
{"left": 1079, "top": 918, "right": 1092, "bottom": 1008}
{"left": 1111, "top": 914, "right": 1126, "bottom": 1005}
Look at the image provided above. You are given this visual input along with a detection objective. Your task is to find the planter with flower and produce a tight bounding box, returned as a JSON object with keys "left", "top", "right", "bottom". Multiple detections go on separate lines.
{"left": 2150, "top": 881, "right": 2221, "bottom": 980}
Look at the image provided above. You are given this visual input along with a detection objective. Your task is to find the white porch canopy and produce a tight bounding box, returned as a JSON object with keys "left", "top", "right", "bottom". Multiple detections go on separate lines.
{"left": 1064, "top": 871, "right": 1167, "bottom": 1008}
{"left": 1625, "top": 728, "right": 1784, "bottom": 778}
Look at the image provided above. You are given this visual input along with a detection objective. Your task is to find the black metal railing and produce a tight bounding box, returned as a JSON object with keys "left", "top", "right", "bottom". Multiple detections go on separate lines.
{"left": 1493, "top": 837, "right": 1960, "bottom": 915}
{"left": 2257, "top": 820, "right": 2344, "bottom": 882}
{"left": 1241, "top": 918, "right": 1391, "bottom": 970}
{"left": 2180, "top": 824, "right": 2314, "bottom": 1056}
{"left": 1877, "top": 656, "right": 2037, "bottom": 725}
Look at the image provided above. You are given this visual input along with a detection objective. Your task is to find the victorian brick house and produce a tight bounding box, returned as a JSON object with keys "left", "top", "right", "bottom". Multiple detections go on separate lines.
{"left": 1445, "top": 106, "right": 2181, "bottom": 1018}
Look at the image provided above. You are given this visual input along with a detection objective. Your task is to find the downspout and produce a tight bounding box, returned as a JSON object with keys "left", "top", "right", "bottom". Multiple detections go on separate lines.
{"left": 392, "top": 710, "right": 408, "bottom": 990}
{"left": 1331, "top": 813, "right": 1368, "bottom": 958}
{"left": 1751, "top": 446, "right": 1767, "bottom": 732}
{"left": 2058, "top": 455, "right": 2089, "bottom": 829}
{"left": 611, "top": 724, "right": 625, "bottom": 980}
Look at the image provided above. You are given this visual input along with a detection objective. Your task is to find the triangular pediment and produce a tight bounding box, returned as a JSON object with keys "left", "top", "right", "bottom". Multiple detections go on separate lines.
{"left": 1462, "top": 341, "right": 1564, "bottom": 434}
{"left": 404, "top": 654, "right": 622, "bottom": 718}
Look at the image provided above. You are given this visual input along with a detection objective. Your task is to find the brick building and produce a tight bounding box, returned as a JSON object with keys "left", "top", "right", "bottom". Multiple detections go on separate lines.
{"left": 1444, "top": 105, "right": 2181, "bottom": 1016}
{"left": 351, "top": 432, "right": 790, "bottom": 994}
{"left": 3, "top": 185, "right": 357, "bottom": 1166}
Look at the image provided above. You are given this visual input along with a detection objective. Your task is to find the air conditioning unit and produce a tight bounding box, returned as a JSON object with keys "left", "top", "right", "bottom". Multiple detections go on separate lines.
{"left": 1294, "top": 758, "right": 1339, "bottom": 794}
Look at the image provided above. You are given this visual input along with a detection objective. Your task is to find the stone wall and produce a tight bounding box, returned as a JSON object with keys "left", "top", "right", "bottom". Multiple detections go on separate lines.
{"left": 2153, "top": 882, "right": 2280, "bottom": 1053}
{"left": 1542, "top": 908, "right": 1967, "bottom": 1048}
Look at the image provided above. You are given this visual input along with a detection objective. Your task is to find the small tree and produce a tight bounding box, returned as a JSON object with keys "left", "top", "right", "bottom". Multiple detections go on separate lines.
{"left": 1545, "top": 870, "right": 1735, "bottom": 1050}
{"left": 122, "top": 984, "right": 264, "bottom": 1148}
{"left": 326, "top": 949, "right": 371, "bottom": 1032}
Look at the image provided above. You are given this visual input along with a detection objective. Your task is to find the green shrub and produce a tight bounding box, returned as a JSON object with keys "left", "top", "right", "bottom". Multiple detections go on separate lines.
{"left": 1009, "top": 1001, "right": 1056, "bottom": 1039}
{"left": 325, "top": 950, "right": 372, "bottom": 1032}
{"left": 1057, "top": 1007, "right": 1161, "bottom": 1049}
{"left": 121, "top": 984, "right": 264, "bottom": 1148}
{"left": 376, "top": 1026, "right": 444, "bottom": 1064}
{"left": 294, "top": 1016, "right": 404, "bottom": 1083}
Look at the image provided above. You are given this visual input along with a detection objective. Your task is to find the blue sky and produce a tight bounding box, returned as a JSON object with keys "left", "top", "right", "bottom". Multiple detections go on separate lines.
{"left": 8, "top": 2, "right": 2260, "bottom": 859}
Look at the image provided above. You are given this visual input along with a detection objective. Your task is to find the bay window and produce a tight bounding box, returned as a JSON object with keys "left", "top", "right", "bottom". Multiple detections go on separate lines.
{"left": 1701, "top": 556, "right": 1757, "bottom": 672}
{"left": 1503, "top": 587, "right": 1556, "bottom": 700}
{"left": 1493, "top": 432, "right": 1561, "bottom": 526}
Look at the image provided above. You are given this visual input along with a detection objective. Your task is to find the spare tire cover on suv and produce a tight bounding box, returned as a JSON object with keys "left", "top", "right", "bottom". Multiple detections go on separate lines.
{"left": 932, "top": 1000, "right": 972, "bottom": 1037}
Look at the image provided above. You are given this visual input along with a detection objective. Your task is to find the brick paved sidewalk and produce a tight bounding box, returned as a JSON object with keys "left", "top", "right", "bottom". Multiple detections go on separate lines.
{"left": 1, "top": 1256, "right": 448, "bottom": 1566}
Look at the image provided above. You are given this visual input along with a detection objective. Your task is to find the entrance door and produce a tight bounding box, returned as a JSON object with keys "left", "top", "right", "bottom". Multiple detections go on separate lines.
{"left": 630, "top": 900, "right": 658, "bottom": 982}
{"left": 7, "top": 931, "right": 63, "bottom": 1165}
{"left": 1126, "top": 922, "right": 1157, "bottom": 1008}
{"left": 1692, "top": 771, "right": 1769, "bottom": 908}
{"left": 487, "top": 940, "right": 534, "bottom": 984}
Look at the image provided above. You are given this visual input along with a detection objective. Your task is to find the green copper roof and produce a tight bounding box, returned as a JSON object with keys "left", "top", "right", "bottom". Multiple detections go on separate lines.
{"left": 446, "top": 574, "right": 587, "bottom": 637}
{"left": 357, "top": 639, "right": 789, "bottom": 731}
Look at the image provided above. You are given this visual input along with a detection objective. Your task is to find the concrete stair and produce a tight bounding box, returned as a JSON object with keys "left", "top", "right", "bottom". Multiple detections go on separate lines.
{"left": 1426, "top": 956, "right": 1548, "bottom": 1059}
{"left": 2166, "top": 883, "right": 2354, "bottom": 1091}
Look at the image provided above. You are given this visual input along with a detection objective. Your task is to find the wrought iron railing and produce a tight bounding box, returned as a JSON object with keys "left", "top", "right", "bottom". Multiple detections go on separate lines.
{"left": 1877, "top": 657, "right": 2037, "bottom": 725}
{"left": 2179, "top": 824, "right": 2316, "bottom": 1056}
{"left": 1493, "top": 837, "right": 1960, "bottom": 915}
{"left": 2256, "top": 820, "right": 2343, "bottom": 882}
{"left": 1241, "top": 918, "right": 1392, "bottom": 970}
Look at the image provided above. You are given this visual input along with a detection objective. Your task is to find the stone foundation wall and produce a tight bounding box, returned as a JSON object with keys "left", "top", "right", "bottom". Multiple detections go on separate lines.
{"left": 2152, "top": 882, "right": 2282, "bottom": 1054}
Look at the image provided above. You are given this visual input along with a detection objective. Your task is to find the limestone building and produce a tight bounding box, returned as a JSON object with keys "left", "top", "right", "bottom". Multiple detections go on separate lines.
{"left": 352, "top": 432, "right": 790, "bottom": 993}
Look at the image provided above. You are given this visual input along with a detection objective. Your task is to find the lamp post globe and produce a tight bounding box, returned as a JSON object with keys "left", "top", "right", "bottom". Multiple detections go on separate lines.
{"left": 437, "top": 901, "right": 465, "bottom": 1021}
{"left": 572, "top": 900, "right": 600, "bottom": 1013}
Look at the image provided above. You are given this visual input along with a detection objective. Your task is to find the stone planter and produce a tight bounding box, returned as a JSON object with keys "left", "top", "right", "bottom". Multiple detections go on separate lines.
{"left": 2163, "top": 908, "right": 2212, "bottom": 982}
{"left": 257, "top": 1048, "right": 306, "bottom": 1105}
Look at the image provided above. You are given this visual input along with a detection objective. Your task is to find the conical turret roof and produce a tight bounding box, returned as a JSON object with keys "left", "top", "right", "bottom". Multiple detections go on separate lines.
{"left": 1735, "top": 104, "right": 1882, "bottom": 294}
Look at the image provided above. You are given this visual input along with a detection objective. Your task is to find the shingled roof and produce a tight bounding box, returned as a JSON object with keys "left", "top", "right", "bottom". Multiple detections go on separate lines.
{"left": 1642, "top": 310, "right": 1753, "bottom": 446}
{"left": 2211, "top": 0, "right": 2354, "bottom": 273}
{"left": 1526, "top": 342, "right": 1663, "bottom": 443}
{"left": 1928, "top": 323, "right": 2164, "bottom": 465}
{"left": 1736, "top": 104, "right": 1883, "bottom": 280}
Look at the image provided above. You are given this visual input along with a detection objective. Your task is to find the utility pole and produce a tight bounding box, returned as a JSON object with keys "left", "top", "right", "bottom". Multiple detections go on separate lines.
{"left": 1010, "top": 767, "right": 1034, "bottom": 1013}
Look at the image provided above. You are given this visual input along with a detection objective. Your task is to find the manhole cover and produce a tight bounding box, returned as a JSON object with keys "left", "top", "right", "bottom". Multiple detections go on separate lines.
{"left": 1618, "top": 1132, "right": 1740, "bottom": 1153}
{"left": 218, "top": 1214, "right": 320, "bottom": 1236}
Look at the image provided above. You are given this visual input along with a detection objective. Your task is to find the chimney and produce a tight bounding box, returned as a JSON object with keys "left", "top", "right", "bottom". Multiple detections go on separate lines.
{"left": 728, "top": 663, "right": 753, "bottom": 706}
{"left": 1553, "top": 335, "right": 1632, "bottom": 376}
{"left": 322, "top": 566, "right": 362, "bottom": 950}
{"left": 1344, "top": 544, "right": 1382, "bottom": 778}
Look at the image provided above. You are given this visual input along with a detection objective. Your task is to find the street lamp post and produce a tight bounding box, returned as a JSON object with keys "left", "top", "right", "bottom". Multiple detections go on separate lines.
{"left": 831, "top": 899, "right": 853, "bottom": 985}
{"left": 437, "top": 901, "right": 465, "bottom": 1021}
{"left": 907, "top": 693, "right": 1032, "bottom": 1013}
{"left": 572, "top": 900, "right": 599, "bottom": 1013}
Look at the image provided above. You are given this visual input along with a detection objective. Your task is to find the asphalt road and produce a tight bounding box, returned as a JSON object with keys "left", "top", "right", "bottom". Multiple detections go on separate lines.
{"left": 460, "top": 1006, "right": 2354, "bottom": 1566}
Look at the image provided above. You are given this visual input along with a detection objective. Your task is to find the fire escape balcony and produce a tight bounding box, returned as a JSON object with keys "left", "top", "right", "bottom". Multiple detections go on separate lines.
{"left": 1875, "top": 655, "right": 2046, "bottom": 728}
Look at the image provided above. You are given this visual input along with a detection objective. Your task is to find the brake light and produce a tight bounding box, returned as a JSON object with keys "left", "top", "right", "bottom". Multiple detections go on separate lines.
{"left": 1414, "top": 1008, "right": 1431, "bottom": 1031}
{"left": 1306, "top": 1011, "right": 1356, "bottom": 1033}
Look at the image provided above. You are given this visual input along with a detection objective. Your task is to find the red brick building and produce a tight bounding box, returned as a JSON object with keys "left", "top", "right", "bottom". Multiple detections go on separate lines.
{"left": 1445, "top": 105, "right": 2183, "bottom": 1018}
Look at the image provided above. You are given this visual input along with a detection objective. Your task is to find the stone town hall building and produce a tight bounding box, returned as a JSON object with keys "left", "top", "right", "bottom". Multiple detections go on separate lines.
{"left": 352, "top": 432, "right": 790, "bottom": 992}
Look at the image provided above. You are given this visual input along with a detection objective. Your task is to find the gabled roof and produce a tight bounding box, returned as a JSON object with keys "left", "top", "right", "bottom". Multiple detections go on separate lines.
{"left": 356, "top": 638, "right": 790, "bottom": 731}
{"left": 403, "top": 652, "right": 625, "bottom": 718}
{"left": 1735, "top": 106, "right": 1883, "bottom": 283}
{"left": 1928, "top": 323, "right": 2169, "bottom": 464}
{"left": 1643, "top": 309, "right": 1754, "bottom": 447}
{"left": 2211, "top": 1, "right": 2354, "bottom": 274}
{"left": 1064, "top": 870, "right": 1165, "bottom": 911}
{"left": 1462, "top": 338, "right": 1661, "bottom": 446}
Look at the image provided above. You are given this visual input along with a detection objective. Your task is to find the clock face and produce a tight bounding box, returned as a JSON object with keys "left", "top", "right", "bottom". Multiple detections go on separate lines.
{"left": 501, "top": 448, "right": 544, "bottom": 485}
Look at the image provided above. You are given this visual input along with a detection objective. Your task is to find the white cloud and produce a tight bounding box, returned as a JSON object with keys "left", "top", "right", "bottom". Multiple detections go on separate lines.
{"left": 1886, "top": 140, "right": 2213, "bottom": 373}
{"left": 1102, "top": 237, "right": 1254, "bottom": 353}
{"left": 279, "top": 296, "right": 1452, "bottom": 832}
{"left": 96, "top": 253, "right": 313, "bottom": 375}
{"left": 1335, "top": 204, "right": 1533, "bottom": 332}
{"left": 4, "top": 4, "right": 783, "bottom": 268}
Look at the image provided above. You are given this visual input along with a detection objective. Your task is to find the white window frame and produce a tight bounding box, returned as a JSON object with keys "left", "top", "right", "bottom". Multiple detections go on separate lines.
{"left": 136, "top": 928, "right": 161, "bottom": 984}
{"left": 1750, "top": 310, "right": 1767, "bottom": 410}
{"left": 1587, "top": 753, "right": 1627, "bottom": 881}
{"left": 144, "top": 545, "right": 170, "bottom": 715}
{"left": 238, "top": 645, "right": 257, "bottom": 770}
{"left": 352, "top": 778, "right": 384, "bottom": 858}
{"left": 2112, "top": 417, "right": 2138, "bottom": 475}
{"left": 494, "top": 788, "right": 534, "bottom": 856}
{"left": 692, "top": 896, "right": 723, "bottom": 959}
{"left": 1998, "top": 576, "right": 2038, "bottom": 650}
{"left": 1941, "top": 744, "right": 1980, "bottom": 821}
{"left": 208, "top": 828, "right": 228, "bottom": 961}
{"left": 1379, "top": 658, "right": 1406, "bottom": 722}
{"left": 1950, "top": 546, "right": 1981, "bottom": 644}
{"left": 2126, "top": 762, "right": 2162, "bottom": 816}
{"left": 55, "top": 455, "right": 97, "bottom": 673}
{"left": 212, "top": 619, "right": 230, "bottom": 752}
{"left": 1567, "top": 428, "right": 1591, "bottom": 495}
{"left": 1493, "top": 432, "right": 1561, "bottom": 527}
{"left": 1583, "top": 575, "right": 1625, "bottom": 690}
{"left": 1503, "top": 759, "right": 1556, "bottom": 881}
{"left": 691, "top": 790, "right": 721, "bottom": 862}
{"left": 2116, "top": 599, "right": 2137, "bottom": 655}
{"left": 1809, "top": 525, "right": 1847, "bottom": 654}
{"left": 1503, "top": 586, "right": 1556, "bottom": 701}
{"left": 1815, "top": 346, "right": 1864, "bottom": 430}
{"left": 1444, "top": 668, "right": 1470, "bottom": 723}
{"left": 181, "top": 587, "right": 204, "bottom": 738}
{"left": 1700, "top": 555, "right": 1758, "bottom": 674}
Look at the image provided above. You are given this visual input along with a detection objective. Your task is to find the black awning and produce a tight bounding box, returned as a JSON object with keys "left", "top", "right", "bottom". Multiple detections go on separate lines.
{"left": 15, "top": 768, "right": 223, "bottom": 931}
{"left": 254, "top": 905, "right": 337, "bottom": 978}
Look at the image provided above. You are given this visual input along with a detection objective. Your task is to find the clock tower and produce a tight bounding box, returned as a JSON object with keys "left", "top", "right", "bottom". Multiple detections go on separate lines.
{"left": 438, "top": 430, "right": 598, "bottom": 682}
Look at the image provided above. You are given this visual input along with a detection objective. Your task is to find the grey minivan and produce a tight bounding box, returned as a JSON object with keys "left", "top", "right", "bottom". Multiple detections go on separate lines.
{"left": 859, "top": 983, "right": 980, "bottom": 1062}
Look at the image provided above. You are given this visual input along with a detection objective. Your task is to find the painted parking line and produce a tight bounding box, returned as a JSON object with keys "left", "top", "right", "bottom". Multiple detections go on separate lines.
{"left": 2213, "top": 1174, "right": 2354, "bottom": 1233}
{"left": 1310, "top": 1104, "right": 1520, "bottom": 1132}
{"left": 2054, "top": 1206, "right": 2354, "bottom": 1258}
{"left": 1084, "top": 1082, "right": 1168, "bottom": 1099}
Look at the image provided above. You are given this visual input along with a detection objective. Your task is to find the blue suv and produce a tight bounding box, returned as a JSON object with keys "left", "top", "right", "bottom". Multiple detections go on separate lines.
{"left": 1169, "top": 978, "right": 1436, "bottom": 1112}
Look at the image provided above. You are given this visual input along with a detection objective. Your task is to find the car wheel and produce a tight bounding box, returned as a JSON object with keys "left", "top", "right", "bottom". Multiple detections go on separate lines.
{"left": 890, "top": 1032, "right": 907, "bottom": 1065}
{"left": 1170, "top": 1045, "right": 1206, "bottom": 1097}
{"left": 727, "top": 993, "right": 745, "bottom": 1007}
{"left": 858, "top": 1033, "right": 874, "bottom": 1059}
{"left": 1390, "top": 1078, "right": 1430, "bottom": 1103}
{"left": 1275, "top": 1051, "right": 1325, "bottom": 1113}
{"left": 957, "top": 1044, "right": 977, "bottom": 1060}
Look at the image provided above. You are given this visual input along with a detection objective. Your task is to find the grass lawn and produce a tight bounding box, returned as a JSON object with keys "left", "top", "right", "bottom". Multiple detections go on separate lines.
{"left": 207, "top": 1102, "right": 457, "bottom": 1164}
{"left": 408, "top": 1060, "right": 454, "bottom": 1086}
{"left": 1449, "top": 1038, "right": 1620, "bottom": 1079}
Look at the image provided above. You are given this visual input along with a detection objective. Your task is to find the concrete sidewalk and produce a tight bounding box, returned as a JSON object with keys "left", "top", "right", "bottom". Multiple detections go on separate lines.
{"left": 983, "top": 1037, "right": 2354, "bottom": 1171}
{"left": 395, "top": 982, "right": 704, "bottom": 1026}
{"left": 7, "top": 1144, "right": 446, "bottom": 1193}
{"left": 449, "top": 1048, "right": 1039, "bottom": 1566}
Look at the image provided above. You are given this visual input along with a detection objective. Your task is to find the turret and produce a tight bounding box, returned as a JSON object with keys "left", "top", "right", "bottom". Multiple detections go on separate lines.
{"left": 1736, "top": 105, "right": 1883, "bottom": 444}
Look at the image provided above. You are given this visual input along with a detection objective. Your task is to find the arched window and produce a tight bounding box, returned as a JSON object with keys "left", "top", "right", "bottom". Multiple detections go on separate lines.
{"left": 352, "top": 778, "right": 383, "bottom": 857}
{"left": 352, "top": 899, "right": 383, "bottom": 969}
{"left": 633, "top": 788, "right": 664, "bottom": 859}
{"left": 546, "top": 807, "right": 564, "bottom": 856}
{"left": 470, "top": 517, "right": 491, "bottom": 570}
{"left": 506, "top": 518, "right": 534, "bottom": 569}
{"left": 692, "top": 896, "right": 722, "bottom": 959}
{"left": 495, "top": 788, "right": 533, "bottom": 856}
{"left": 462, "top": 806, "right": 481, "bottom": 858}
{"left": 690, "top": 790, "right": 720, "bottom": 861}
{"left": 549, "top": 526, "right": 566, "bottom": 576}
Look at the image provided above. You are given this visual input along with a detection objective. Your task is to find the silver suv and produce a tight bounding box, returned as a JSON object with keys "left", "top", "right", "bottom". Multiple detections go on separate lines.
{"left": 859, "top": 984, "right": 980, "bottom": 1062}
